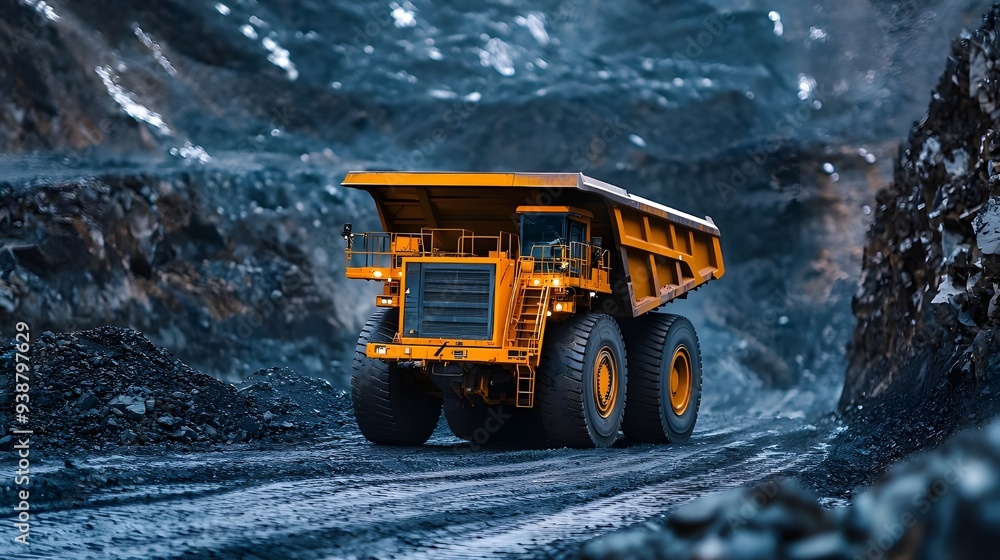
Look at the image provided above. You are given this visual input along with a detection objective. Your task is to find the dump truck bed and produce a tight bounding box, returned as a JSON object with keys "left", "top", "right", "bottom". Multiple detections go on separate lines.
{"left": 342, "top": 171, "right": 724, "bottom": 317}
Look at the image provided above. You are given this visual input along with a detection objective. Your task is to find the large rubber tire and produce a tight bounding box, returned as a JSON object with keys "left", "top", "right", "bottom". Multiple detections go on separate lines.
{"left": 351, "top": 309, "right": 442, "bottom": 445}
{"left": 442, "top": 395, "right": 544, "bottom": 445}
{"left": 620, "top": 313, "right": 702, "bottom": 443}
{"left": 537, "top": 313, "right": 627, "bottom": 448}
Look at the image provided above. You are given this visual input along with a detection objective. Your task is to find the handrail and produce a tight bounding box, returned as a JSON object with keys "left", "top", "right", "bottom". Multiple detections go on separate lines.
{"left": 504, "top": 258, "right": 527, "bottom": 346}
{"left": 346, "top": 232, "right": 395, "bottom": 269}
{"left": 347, "top": 229, "right": 527, "bottom": 269}
{"left": 458, "top": 231, "right": 519, "bottom": 259}
{"left": 346, "top": 231, "right": 610, "bottom": 286}
{"left": 418, "top": 228, "right": 473, "bottom": 256}
{"left": 527, "top": 241, "right": 611, "bottom": 278}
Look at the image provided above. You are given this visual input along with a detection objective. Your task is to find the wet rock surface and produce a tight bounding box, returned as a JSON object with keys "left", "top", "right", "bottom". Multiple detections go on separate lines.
{"left": 838, "top": 4, "right": 1000, "bottom": 488}
{"left": 579, "top": 418, "right": 1000, "bottom": 560}
{"left": 0, "top": 167, "right": 374, "bottom": 383}
{"left": 0, "top": 326, "right": 350, "bottom": 454}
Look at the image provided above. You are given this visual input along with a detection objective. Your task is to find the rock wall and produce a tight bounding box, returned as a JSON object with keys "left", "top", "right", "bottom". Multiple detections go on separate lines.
{"left": 845, "top": 6, "right": 1000, "bottom": 409}
{"left": 0, "top": 166, "right": 375, "bottom": 382}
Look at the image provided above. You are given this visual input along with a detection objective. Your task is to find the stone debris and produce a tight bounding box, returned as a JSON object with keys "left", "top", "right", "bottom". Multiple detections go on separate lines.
{"left": 582, "top": 418, "right": 1000, "bottom": 560}
{"left": 0, "top": 326, "right": 350, "bottom": 454}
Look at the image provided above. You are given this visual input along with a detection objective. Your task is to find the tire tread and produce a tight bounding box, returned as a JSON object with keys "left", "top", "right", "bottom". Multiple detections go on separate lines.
{"left": 351, "top": 309, "right": 441, "bottom": 445}
{"left": 537, "top": 313, "right": 626, "bottom": 448}
{"left": 620, "top": 313, "right": 702, "bottom": 443}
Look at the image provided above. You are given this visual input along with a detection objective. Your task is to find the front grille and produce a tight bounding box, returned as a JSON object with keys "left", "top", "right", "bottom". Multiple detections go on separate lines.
{"left": 403, "top": 263, "right": 495, "bottom": 340}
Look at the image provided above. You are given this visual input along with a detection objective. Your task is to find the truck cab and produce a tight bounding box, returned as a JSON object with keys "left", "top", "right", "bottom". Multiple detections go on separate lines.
{"left": 518, "top": 206, "right": 597, "bottom": 272}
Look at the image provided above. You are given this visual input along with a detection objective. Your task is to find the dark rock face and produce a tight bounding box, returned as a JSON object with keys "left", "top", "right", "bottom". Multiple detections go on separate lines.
{"left": 0, "top": 326, "right": 351, "bottom": 454}
{"left": 844, "top": 6, "right": 1000, "bottom": 438}
{"left": 0, "top": 168, "right": 374, "bottom": 382}
{"left": 0, "top": 0, "right": 150, "bottom": 153}
{"left": 581, "top": 418, "right": 1000, "bottom": 560}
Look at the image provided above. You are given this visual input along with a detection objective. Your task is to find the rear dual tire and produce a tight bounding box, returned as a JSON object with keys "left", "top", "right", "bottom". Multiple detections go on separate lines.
{"left": 620, "top": 313, "right": 702, "bottom": 443}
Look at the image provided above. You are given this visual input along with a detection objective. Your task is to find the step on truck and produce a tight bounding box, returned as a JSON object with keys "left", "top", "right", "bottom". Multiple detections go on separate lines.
{"left": 341, "top": 172, "right": 725, "bottom": 448}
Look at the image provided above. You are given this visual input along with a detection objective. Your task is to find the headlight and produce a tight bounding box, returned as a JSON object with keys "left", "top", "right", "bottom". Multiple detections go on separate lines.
{"left": 555, "top": 303, "right": 563, "bottom": 311}
{"left": 375, "top": 345, "right": 388, "bottom": 355}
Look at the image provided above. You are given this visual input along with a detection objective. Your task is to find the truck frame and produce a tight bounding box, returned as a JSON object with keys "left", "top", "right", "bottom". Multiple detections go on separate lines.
{"left": 342, "top": 172, "right": 724, "bottom": 448}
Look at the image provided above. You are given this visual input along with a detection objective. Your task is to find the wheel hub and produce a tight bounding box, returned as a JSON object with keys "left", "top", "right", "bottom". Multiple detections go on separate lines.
{"left": 593, "top": 346, "right": 618, "bottom": 418}
{"left": 669, "top": 345, "right": 692, "bottom": 415}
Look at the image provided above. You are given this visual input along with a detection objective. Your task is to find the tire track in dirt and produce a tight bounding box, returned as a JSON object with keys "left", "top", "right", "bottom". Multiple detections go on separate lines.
{"left": 25, "top": 415, "right": 832, "bottom": 559}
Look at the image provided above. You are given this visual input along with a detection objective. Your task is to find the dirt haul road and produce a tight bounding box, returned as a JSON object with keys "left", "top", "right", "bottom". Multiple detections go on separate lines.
{"left": 11, "top": 411, "right": 837, "bottom": 559}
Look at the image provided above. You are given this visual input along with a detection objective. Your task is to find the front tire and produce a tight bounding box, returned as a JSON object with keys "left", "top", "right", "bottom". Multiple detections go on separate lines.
{"left": 351, "top": 309, "right": 442, "bottom": 445}
{"left": 620, "top": 313, "right": 702, "bottom": 443}
{"left": 537, "top": 313, "right": 627, "bottom": 448}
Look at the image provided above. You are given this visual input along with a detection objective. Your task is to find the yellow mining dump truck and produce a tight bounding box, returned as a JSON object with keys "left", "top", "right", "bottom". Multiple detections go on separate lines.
{"left": 341, "top": 172, "right": 724, "bottom": 448}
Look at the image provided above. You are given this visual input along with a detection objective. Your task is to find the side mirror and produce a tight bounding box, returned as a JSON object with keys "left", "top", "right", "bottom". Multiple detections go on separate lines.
{"left": 341, "top": 223, "right": 354, "bottom": 248}
{"left": 591, "top": 236, "right": 602, "bottom": 248}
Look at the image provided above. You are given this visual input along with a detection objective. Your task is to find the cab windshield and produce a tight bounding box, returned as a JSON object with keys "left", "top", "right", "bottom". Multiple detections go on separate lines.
{"left": 520, "top": 213, "right": 567, "bottom": 257}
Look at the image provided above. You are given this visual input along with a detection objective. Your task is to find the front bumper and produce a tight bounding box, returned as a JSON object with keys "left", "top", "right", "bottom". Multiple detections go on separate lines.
{"left": 366, "top": 343, "right": 529, "bottom": 365}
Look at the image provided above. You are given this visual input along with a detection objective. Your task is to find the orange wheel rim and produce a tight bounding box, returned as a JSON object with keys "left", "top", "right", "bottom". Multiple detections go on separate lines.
{"left": 593, "top": 346, "right": 618, "bottom": 418}
{"left": 669, "top": 346, "right": 692, "bottom": 415}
